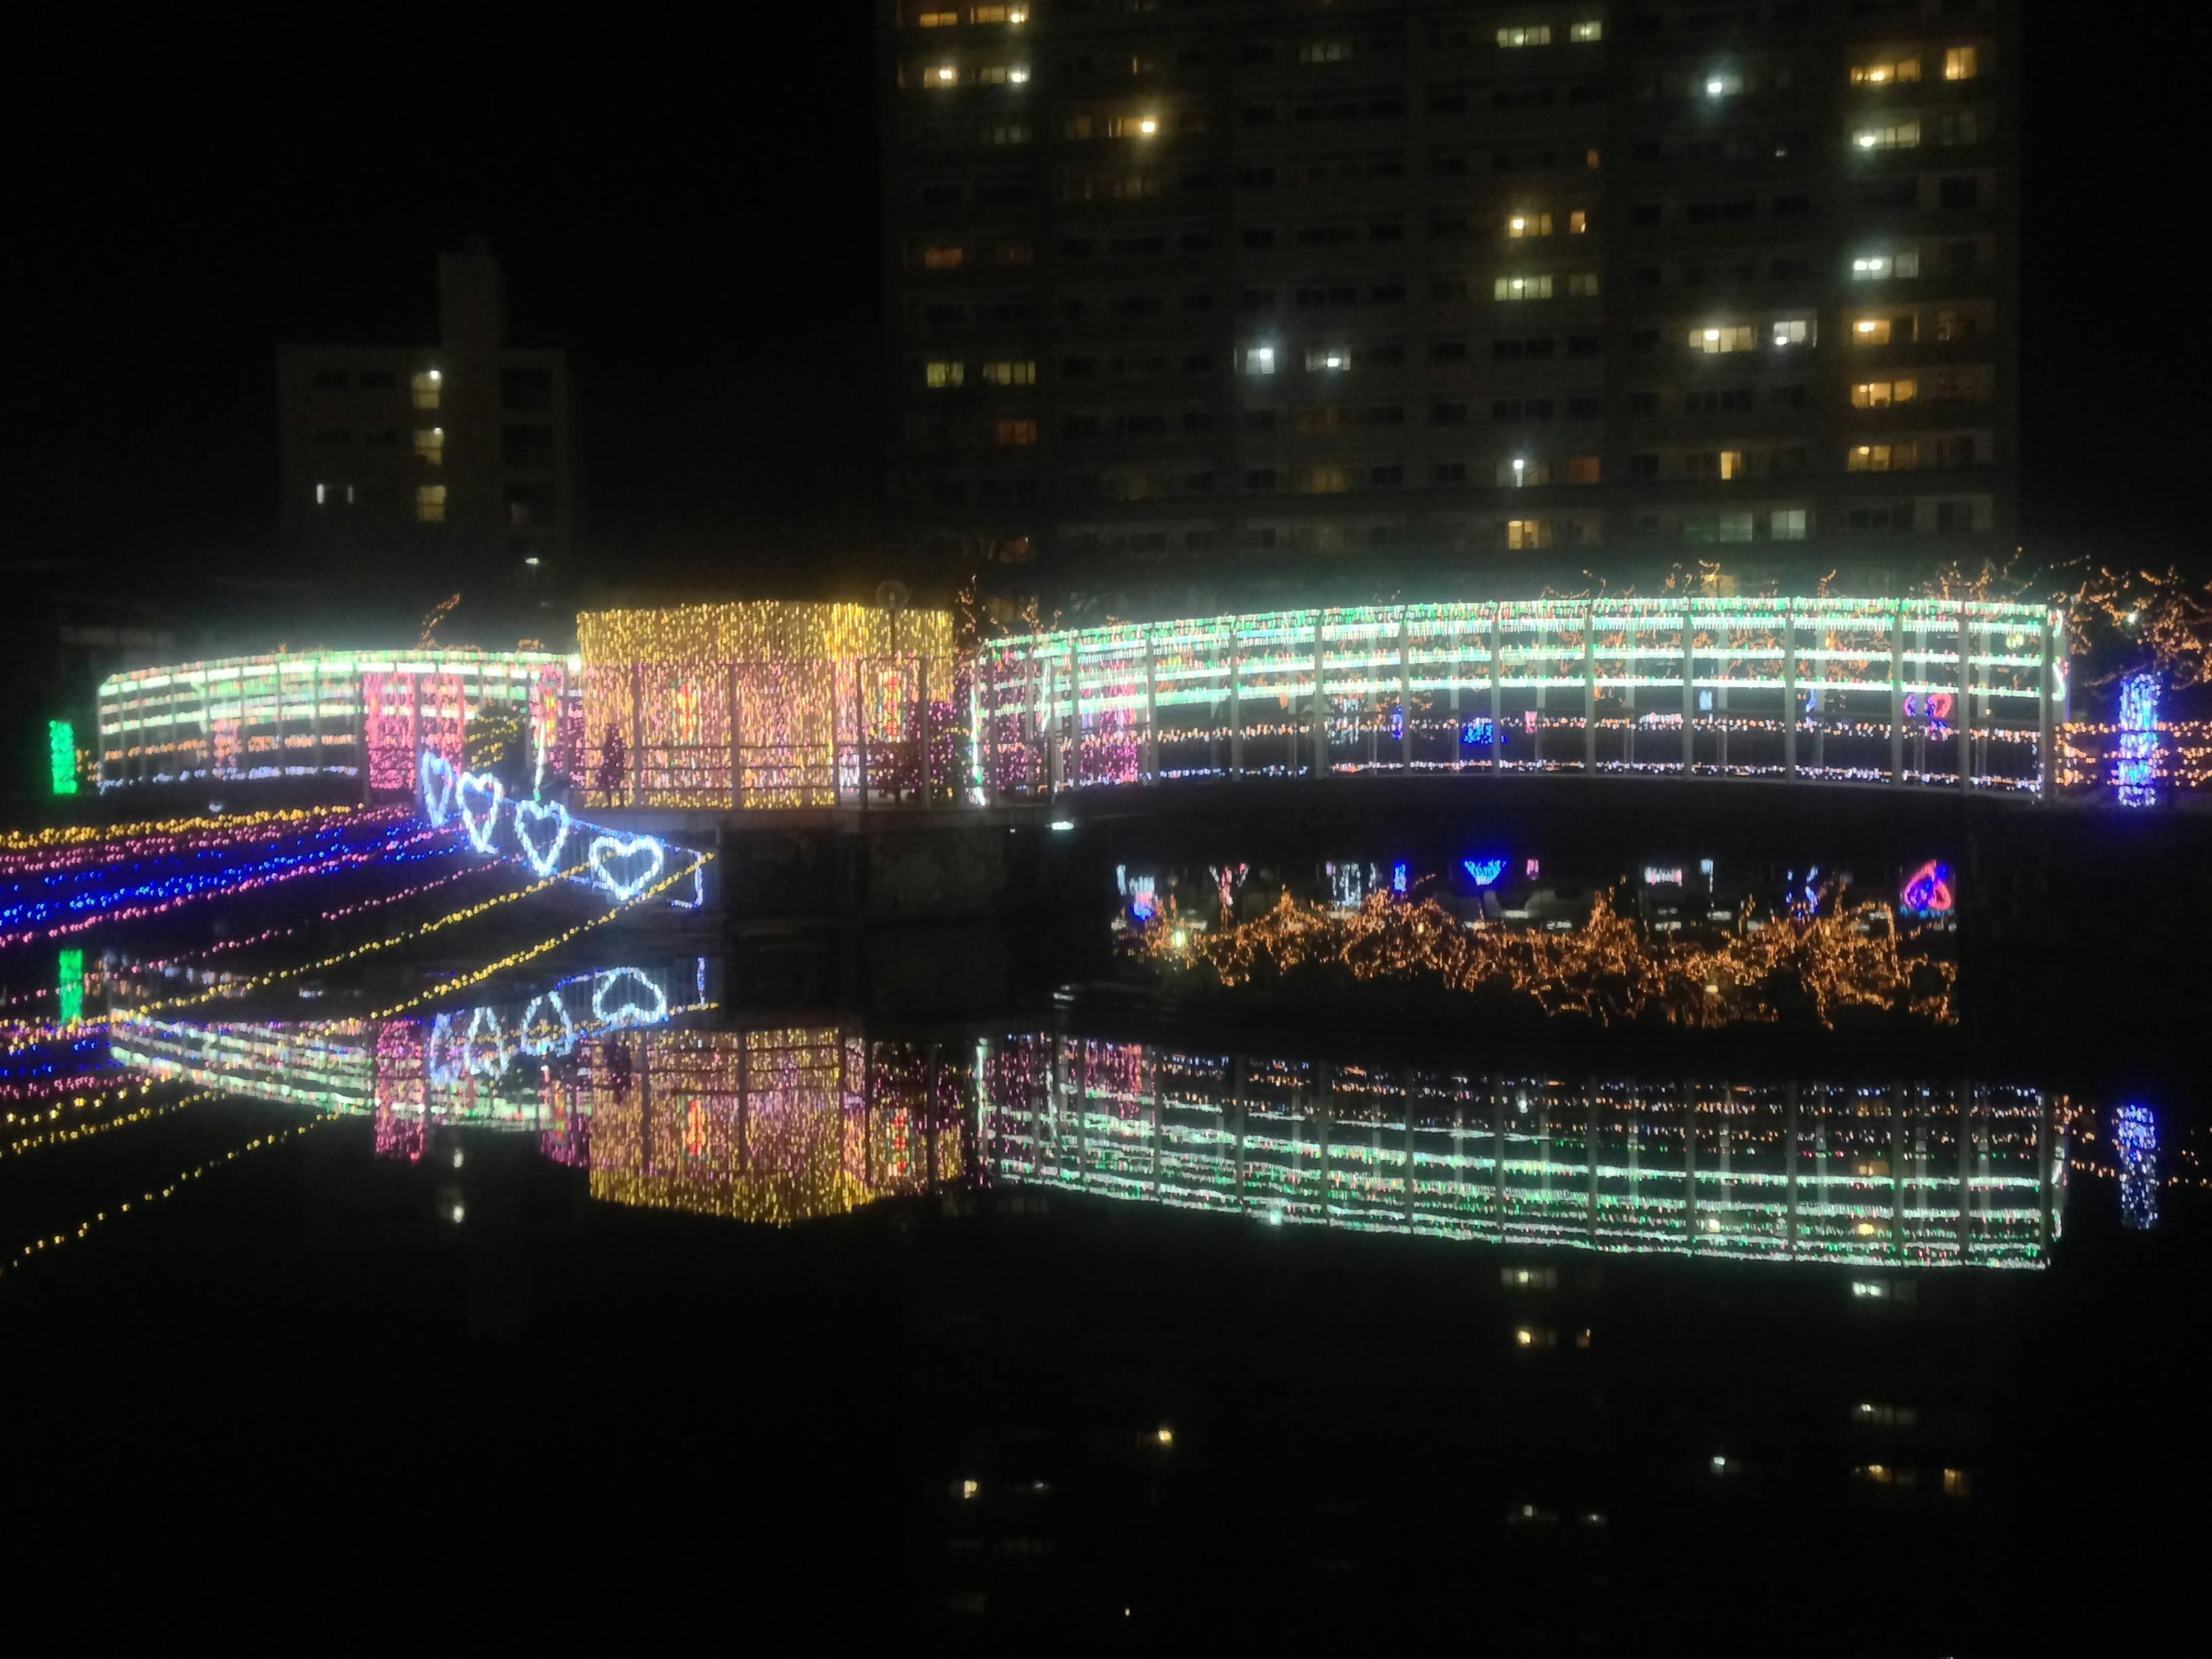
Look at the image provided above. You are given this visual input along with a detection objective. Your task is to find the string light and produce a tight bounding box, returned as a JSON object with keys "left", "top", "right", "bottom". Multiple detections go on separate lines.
{"left": 1142, "top": 887, "right": 1956, "bottom": 1028}
{"left": 2113, "top": 671, "right": 2162, "bottom": 807}
{"left": 576, "top": 601, "right": 960, "bottom": 809}
{"left": 1, "top": 1089, "right": 215, "bottom": 1164}
{"left": 0, "top": 1111, "right": 339, "bottom": 1281}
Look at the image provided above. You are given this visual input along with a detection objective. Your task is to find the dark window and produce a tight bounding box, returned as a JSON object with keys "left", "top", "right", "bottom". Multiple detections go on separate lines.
{"left": 1935, "top": 499, "right": 1975, "bottom": 532}
{"left": 1431, "top": 402, "right": 1468, "bottom": 425}
{"left": 1243, "top": 410, "right": 1277, "bottom": 431}
{"left": 1432, "top": 462, "right": 1467, "bottom": 483}
{"left": 1183, "top": 411, "right": 1214, "bottom": 434}
{"left": 362, "top": 428, "right": 399, "bottom": 448}
{"left": 1628, "top": 391, "right": 1659, "bottom": 415}
{"left": 1938, "top": 175, "right": 1979, "bottom": 211}
{"left": 1182, "top": 352, "right": 1213, "bottom": 374}
{"left": 502, "top": 425, "right": 556, "bottom": 468}
{"left": 1243, "top": 227, "right": 1277, "bottom": 249}
{"left": 501, "top": 369, "right": 554, "bottom": 412}
{"left": 1370, "top": 464, "right": 1404, "bottom": 486}
{"left": 1631, "top": 203, "right": 1662, "bottom": 227}
{"left": 358, "top": 369, "right": 395, "bottom": 391}
{"left": 1772, "top": 193, "right": 1812, "bottom": 218}
{"left": 1568, "top": 396, "right": 1601, "bottom": 419}
{"left": 504, "top": 482, "right": 556, "bottom": 525}
{"left": 1244, "top": 467, "right": 1278, "bottom": 490}
{"left": 312, "top": 427, "right": 351, "bottom": 446}
{"left": 310, "top": 368, "right": 349, "bottom": 390}
{"left": 1631, "top": 328, "right": 1660, "bottom": 353}
{"left": 1631, "top": 453, "right": 1660, "bottom": 479}
{"left": 1431, "top": 340, "right": 1469, "bottom": 363}
{"left": 1567, "top": 334, "right": 1600, "bottom": 357}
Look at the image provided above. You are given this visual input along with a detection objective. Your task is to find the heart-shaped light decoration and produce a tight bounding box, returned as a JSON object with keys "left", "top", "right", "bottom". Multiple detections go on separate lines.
{"left": 592, "top": 965, "right": 669, "bottom": 1028}
{"left": 518, "top": 990, "right": 575, "bottom": 1058}
{"left": 419, "top": 751, "right": 457, "bottom": 826}
{"left": 589, "top": 833, "right": 665, "bottom": 902}
{"left": 513, "top": 798, "right": 571, "bottom": 879}
{"left": 464, "top": 1005, "right": 510, "bottom": 1081}
{"left": 456, "top": 771, "right": 505, "bottom": 854}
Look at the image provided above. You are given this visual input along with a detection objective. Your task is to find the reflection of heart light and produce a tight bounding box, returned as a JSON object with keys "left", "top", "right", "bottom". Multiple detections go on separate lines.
{"left": 592, "top": 967, "right": 669, "bottom": 1028}
{"left": 518, "top": 990, "right": 575, "bottom": 1057}
{"left": 465, "top": 1006, "right": 510, "bottom": 1080}
{"left": 589, "top": 833, "right": 666, "bottom": 901}
{"left": 419, "top": 752, "right": 457, "bottom": 826}
{"left": 457, "top": 772, "right": 505, "bottom": 854}
{"left": 1463, "top": 858, "right": 1506, "bottom": 887}
{"left": 426, "top": 1012, "right": 463, "bottom": 1086}
{"left": 513, "top": 799, "right": 571, "bottom": 878}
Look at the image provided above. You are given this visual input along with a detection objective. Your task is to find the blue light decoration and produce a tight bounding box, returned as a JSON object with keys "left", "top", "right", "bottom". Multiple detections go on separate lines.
{"left": 1389, "top": 702, "right": 1406, "bottom": 742}
{"left": 2114, "top": 669, "right": 2161, "bottom": 808}
{"left": 1392, "top": 861, "right": 1409, "bottom": 895}
{"left": 1463, "top": 858, "right": 1507, "bottom": 887}
{"left": 2113, "top": 1103, "right": 2158, "bottom": 1231}
{"left": 1900, "top": 860, "right": 1955, "bottom": 917}
{"left": 1128, "top": 876, "right": 1158, "bottom": 923}
{"left": 1460, "top": 717, "right": 1495, "bottom": 748}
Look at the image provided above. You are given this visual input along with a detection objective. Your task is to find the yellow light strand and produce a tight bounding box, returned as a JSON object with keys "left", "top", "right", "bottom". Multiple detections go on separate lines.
{"left": 1, "top": 1090, "right": 216, "bottom": 1162}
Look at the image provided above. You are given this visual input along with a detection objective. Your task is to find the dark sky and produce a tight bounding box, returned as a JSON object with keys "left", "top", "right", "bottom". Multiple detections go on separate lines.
{"left": 3, "top": 9, "right": 2202, "bottom": 605}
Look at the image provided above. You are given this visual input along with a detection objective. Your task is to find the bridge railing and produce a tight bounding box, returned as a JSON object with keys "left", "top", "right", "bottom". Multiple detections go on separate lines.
{"left": 974, "top": 598, "right": 2065, "bottom": 798}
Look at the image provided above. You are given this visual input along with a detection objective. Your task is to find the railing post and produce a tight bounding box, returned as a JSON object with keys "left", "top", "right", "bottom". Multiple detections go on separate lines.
{"left": 2037, "top": 609, "right": 2056, "bottom": 800}
{"left": 1397, "top": 611, "right": 1412, "bottom": 771}
{"left": 1679, "top": 608, "right": 1695, "bottom": 775}
{"left": 1043, "top": 657, "right": 1060, "bottom": 797}
{"left": 857, "top": 657, "right": 870, "bottom": 811}
{"left": 1582, "top": 600, "right": 1596, "bottom": 774}
{"left": 1889, "top": 611, "right": 1906, "bottom": 787}
{"left": 1488, "top": 605, "right": 1503, "bottom": 773}
{"left": 1312, "top": 612, "right": 1328, "bottom": 778}
{"left": 630, "top": 662, "right": 643, "bottom": 808}
{"left": 1143, "top": 630, "right": 1159, "bottom": 785}
{"left": 728, "top": 662, "right": 743, "bottom": 810}
{"left": 1957, "top": 607, "right": 1974, "bottom": 794}
{"left": 1229, "top": 627, "right": 1244, "bottom": 778}
{"left": 1782, "top": 608, "right": 1798, "bottom": 780}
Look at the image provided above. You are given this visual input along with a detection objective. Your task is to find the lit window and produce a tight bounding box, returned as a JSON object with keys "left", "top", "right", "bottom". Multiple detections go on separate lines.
{"left": 1107, "top": 113, "right": 1160, "bottom": 137}
{"left": 1495, "top": 275, "right": 1554, "bottom": 301}
{"left": 1852, "top": 318, "right": 1895, "bottom": 344}
{"left": 313, "top": 482, "right": 328, "bottom": 506}
{"left": 1298, "top": 40, "right": 1353, "bottom": 63}
{"left": 1848, "top": 442, "right": 1917, "bottom": 472}
{"left": 986, "top": 122, "right": 1031, "bottom": 145}
{"left": 1771, "top": 318, "right": 1811, "bottom": 347}
{"left": 1245, "top": 346, "right": 1276, "bottom": 375}
{"left": 993, "top": 418, "right": 1037, "bottom": 446}
{"left": 411, "top": 370, "right": 441, "bottom": 411}
{"left": 1566, "top": 454, "right": 1601, "bottom": 484}
{"left": 1703, "top": 71, "right": 1743, "bottom": 97}
{"left": 1719, "top": 449, "right": 1745, "bottom": 480}
{"left": 1770, "top": 507, "right": 1807, "bottom": 540}
{"left": 1498, "top": 26, "right": 1552, "bottom": 48}
{"left": 415, "top": 484, "right": 446, "bottom": 524}
{"left": 1942, "top": 1467, "right": 1972, "bottom": 1498}
{"left": 1854, "top": 121, "right": 1920, "bottom": 150}
{"left": 1006, "top": 3, "right": 1027, "bottom": 19}
{"left": 1850, "top": 1279, "right": 1889, "bottom": 1299}
{"left": 1567, "top": 272, "right": 1599, "bottom": 297}
{"left": 1571, "top": 20, "right": 1603, "bottom": 42}
{"left": 1294, "top": 464, "right": 1350, "bottom": 494}
{"left": 1304, "top": 346, "right": 1351, "bottom": 371}
{"left": 922, "top": 243, "right": 964, "bottom": 270}
{"left": 1850, "top": 56, "right": 1921, "bottom": 85}
{"left": 413, "top": 427, "right": 443, "bottom": 465}
{"left": 1506, "top": 518, "right": 1553, "bottom": 549}
{"left": 981, "top": 359, "right": 1036, "bottom": 385}
{"left": 1690, "top": 325, "right": 1755, "bottom": 353}
{"left": 1568, "top": 210, "right": 1588, "bottom": 233}
{"left": 971, "top": 4, "right": 1010, "bottom": 20}
{"left": 1850, "top": 378, "right": 1916, "bottom": 408}
{"left": 1501, "top": 1266, "right": 1557, "bottom": 1289}
{"left": 1851, "top": 250, "right": 1919, "bottom": 280}
{"left": 1585, "top": 147, "right": 1600, "bottom": 169}
{"left": 916, "top": 8, "right": 957, "bottom": 24}
{"left": 925, "top": 361, "right": 965, "bottom": 388}
{"left": 1943, "top": 46, "right": 1978, "bottom": 81}
{"left": 1008, "top": 65, "right": 1029, "bottom": 83}
{"left": 978, "top": 63, "right": 1009, "bottom": 84}
{"left": 1508, "top": 213, "right": 1553, "bottom": 237}
{"left": 1512, "top": 1324, "right": 1557, "bottom": 1346}
{"left": 933, "top": 64, "right": 959, "bottom": 85}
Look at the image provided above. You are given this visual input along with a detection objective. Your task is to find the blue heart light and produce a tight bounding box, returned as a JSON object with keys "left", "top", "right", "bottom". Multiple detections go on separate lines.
{"left": 456, "top": 771, "right": 505, "bottom": 854}
{"left": 419, "top": 751, "right": 457, "bottom": 826}
{"left": 513, "top": 798, "right": 571, "bottom": 879}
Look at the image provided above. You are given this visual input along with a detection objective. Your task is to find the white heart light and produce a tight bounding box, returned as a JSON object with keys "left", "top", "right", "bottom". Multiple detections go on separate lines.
{"left": 591, "top": 965, "right": 669, "bottom": 1028}
{"left": 589, "top": 833, "right": 666, "bottom": 902}
{"left": 513, "top": 798, "right": 571, "bottom": 879}
{"left": 456, "top": 771, "right": 506, "bottom": 854}
{"left": 426, "top": 1011, "right": 464, "bottom": 1087}
{"left": 518, "top": 990, "right": 576, "bottom": 1058}
{"left": 464, "top": 1005, "right": 510, "bottom": 1080}
{"left": 419, "top": 751, "right": 457, "bottom": 827}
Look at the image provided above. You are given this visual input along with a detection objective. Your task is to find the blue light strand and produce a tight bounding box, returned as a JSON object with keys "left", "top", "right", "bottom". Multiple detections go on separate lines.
{"left": 2114, "top": 1103, "right": 2158, "bottom": 1231}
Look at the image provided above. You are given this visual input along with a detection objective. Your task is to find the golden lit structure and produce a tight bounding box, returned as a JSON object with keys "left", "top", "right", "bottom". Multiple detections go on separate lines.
{"left": 577, "top": 602, "right": 960, "bottom": 808}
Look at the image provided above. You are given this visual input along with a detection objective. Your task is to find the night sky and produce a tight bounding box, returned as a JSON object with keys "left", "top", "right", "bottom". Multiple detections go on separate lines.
{"left": 3, "top": 12, "right": 2199, "bottom": 609}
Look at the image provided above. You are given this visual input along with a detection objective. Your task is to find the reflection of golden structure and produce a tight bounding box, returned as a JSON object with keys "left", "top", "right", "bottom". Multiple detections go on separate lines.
{"left": 583, "top": 1027, "right": 963, "bottom": 1225}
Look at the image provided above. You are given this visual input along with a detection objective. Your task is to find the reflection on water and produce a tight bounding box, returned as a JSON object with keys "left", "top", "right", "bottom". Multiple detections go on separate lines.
{"left": 111, "top": 969, "right": 2071, "bottom": 1270}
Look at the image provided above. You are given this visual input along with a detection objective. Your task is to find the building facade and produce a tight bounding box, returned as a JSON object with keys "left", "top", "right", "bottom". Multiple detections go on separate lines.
{"left": 276, "top": 246, "right": 579, "bottom": 592}
{"left": 880, "top": 0, "right": 2018, "bottom": 609}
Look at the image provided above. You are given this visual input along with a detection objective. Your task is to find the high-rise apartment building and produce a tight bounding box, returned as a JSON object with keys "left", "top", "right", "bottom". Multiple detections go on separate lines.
{"left": 276, "top": 245, "right": 578, "bottom": 591}
{"left": 881, "top": 1, "right": 2017, "bottom": 607}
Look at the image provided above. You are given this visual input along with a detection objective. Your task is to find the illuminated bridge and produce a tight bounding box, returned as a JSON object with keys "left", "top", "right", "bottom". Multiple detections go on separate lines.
{"left": 972, "top": 596, "right": 2065, "bottom": 801}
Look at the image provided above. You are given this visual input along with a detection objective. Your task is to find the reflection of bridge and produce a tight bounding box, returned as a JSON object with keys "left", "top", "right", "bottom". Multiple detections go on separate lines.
{"left": 974, "top": 597, "right": 2064, "bottom": 800}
